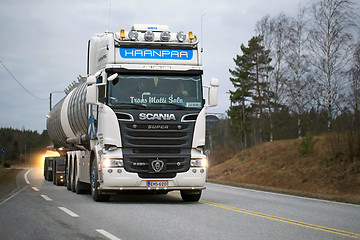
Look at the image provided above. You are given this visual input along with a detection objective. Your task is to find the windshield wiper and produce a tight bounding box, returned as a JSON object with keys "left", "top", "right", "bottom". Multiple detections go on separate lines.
{"left": 112, "top": 103, "right": 147, "bottom": 109}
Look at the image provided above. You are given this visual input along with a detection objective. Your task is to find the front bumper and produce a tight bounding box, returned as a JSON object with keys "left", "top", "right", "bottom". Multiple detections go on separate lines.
{"left": 99, "top": 167, "right": 207, "bottom": 191}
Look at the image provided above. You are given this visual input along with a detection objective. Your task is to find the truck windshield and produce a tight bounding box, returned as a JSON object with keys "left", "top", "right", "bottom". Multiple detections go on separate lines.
{"left": 108, "top": 74, "right": 203, "bottom": 109}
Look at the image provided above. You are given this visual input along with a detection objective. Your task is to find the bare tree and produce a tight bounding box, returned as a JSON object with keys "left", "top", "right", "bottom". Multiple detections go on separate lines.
{"left": 349, "top": 43, "right": 360, "bottom": 125}
{"left": 256, "top": 14, "right": 290, "bottom": 141}
{"left": 269, "top": 13, "right": 291, "bottom": 112}
{"left": 285, "top": 6, "right": 311, "bottom": 138}
{"left": 307, "top": 0, "right": 357, "bottom": 131}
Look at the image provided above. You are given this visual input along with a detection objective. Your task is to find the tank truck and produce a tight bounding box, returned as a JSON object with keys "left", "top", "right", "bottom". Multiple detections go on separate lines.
{"left": 45, "top": 24, "right": 219, "bottom": 202}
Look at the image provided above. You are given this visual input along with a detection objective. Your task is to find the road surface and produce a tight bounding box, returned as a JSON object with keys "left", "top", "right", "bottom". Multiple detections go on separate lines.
{"left": 0, "top": 168, "right": 359, "bottom": 240}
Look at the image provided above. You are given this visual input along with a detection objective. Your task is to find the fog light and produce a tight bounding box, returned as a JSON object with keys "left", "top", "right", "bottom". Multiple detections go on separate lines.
{"left": 160, "top": 31, "right": 171, "bottom": 42}
{"left": 108, "top": 169, "right": 113, "bottom": 173}
{"left": 128, "top": 28, "right": 138, "bottom": 41}
{"left": 176, "top": 31, "right": 186, "bottom": 42}
{"left": 192, "top": 169, "right": 197, "bottom": 173}
{"left": 200, "top": 169, "right": 205, "bottom": 174}
{"left": 144, "top": 30, "right": 154, "bottom": 41}
{"left": 117, "top": 169, "right": 122, "bottom": 174}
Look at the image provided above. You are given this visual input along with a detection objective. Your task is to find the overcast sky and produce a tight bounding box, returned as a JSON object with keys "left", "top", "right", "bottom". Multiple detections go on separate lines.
{"left": 0, "top": 0, "right": 308, "bottom": 132}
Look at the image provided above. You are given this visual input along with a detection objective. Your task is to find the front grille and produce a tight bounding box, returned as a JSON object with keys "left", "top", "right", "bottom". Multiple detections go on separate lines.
{"left": 122, "top": 123, "right": 191, "bottom": 148}
{"left": 117, "top": 110, "right": 198, "bottom": 177}
{"left": 133, "top": 148, "right": 180, "bottom": 154}
{"left": 123, "top": 155, "right": 190, "bottom": 173}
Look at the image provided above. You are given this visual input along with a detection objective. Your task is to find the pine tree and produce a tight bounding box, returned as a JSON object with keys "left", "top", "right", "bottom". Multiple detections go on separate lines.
{"left": 228, "top": 35, "right": 273, "bottom": 147}
{"left": 228, "top": 45, "right": 254, "bottom": 149}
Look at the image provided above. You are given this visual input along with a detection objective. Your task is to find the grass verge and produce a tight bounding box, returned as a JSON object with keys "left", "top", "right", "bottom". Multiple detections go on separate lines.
{"left": 208, "top": 133, "right": 360, "bottom": 205}
{"left": 207, "top": 179, "right": 360, "bottom": 205}
{"left": 0, "top": 167, "right": 22, "bottom": 200}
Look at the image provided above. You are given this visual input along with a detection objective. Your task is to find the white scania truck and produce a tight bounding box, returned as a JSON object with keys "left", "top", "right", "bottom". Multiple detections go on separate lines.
{"left": 45, "top": 24, "right": 219, "bottom": 202}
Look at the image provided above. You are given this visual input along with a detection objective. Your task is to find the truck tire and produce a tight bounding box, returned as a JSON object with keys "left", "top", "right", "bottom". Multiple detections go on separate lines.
{"left": 46, "top": 169, "right": 53, "bottom": 182}
{"left": 53, "top": 161, "right": 57, "bottom": 185}
{"left": 180, "top": 190, "right": 202, "bottom": 202}
{"left": 91, "top": 162, "right": 110, "bottom": 202}
{"left": 66, "top": 160, "right": 72, "bottom": 191}
{"left": 71, "top": 160, "right": 76, "bottom": 192}
{"left": 44, "top": 160, "right": 48, "bottom": 180}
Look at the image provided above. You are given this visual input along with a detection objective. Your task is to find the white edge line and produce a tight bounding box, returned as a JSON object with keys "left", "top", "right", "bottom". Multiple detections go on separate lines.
{"left": 0, "top": 186, "right": 28, "bottom": 206}
{"left": 40, "top": 195, "right": 53, "bottom": 201}
{"left": 24, "top": 169, "right": 31, "bottom": 184}
{"left": 206, "top": 182, "right": 360, "bottom": 207}
{"left": 58, "top": 207, "right": 79, "bottom": 218}
{"left": 96, "top": 229, "right": 121, "bottom": 240}
{"left": 32, "top": 187, "right": 39, "bottom": 192}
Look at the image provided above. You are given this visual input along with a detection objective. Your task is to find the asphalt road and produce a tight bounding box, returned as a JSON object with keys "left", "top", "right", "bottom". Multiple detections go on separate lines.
{"left": 0, "top": 168, "right": 359, "bottom": 240}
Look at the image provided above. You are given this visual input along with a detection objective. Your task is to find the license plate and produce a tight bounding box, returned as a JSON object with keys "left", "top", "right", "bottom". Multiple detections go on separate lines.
{"left": 147, "top": 180, "right": 168, "bottom": 189}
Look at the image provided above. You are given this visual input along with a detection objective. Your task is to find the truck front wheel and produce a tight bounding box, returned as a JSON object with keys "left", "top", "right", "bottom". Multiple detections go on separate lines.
{"left": 91, "top": 162, "right": 110, "bottom": 202}
{"left": 180, "top": 190, "right": 202, "bottom": 202}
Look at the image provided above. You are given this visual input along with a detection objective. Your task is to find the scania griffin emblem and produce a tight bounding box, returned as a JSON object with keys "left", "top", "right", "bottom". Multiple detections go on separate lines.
{"left": 151, "top": 159, "right": 164, "bottom": 173}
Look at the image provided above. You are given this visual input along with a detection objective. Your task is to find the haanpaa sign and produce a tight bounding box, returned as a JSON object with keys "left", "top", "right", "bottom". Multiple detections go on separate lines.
{"left": 120, "top": 48, "right": 193, "bottom": 60}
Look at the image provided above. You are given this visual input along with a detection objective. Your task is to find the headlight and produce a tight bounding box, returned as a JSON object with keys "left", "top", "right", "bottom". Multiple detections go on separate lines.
{"left": 176, "top": 31, "right": 186, "bottom": 42}
{"left": 103, "top": 158, "right": 123, "bottom": 168}
{"left": 190, "top": 158, "right": 207, "bottom": 168}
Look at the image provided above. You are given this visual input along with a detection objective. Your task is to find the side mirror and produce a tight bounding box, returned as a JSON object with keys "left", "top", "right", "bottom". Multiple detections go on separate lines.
{"left": 86, "top": 84, "right": 97, "bottom": 104}
{"left": 203, "top": 78, "right": 219, "bottom": 108}
{"left": 206, "top": 115, "right": 220, "bottom": 126}
{"left": 208, "top": 78, "right": 219, "bottom": 107}
{"left": 208, "top": 87, "right": 218, "bottom": 107}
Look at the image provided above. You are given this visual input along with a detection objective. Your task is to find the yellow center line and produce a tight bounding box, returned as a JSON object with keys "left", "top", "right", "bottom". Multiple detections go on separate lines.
{"left": 169, "top": 193, "right": 360, "bottom": 239}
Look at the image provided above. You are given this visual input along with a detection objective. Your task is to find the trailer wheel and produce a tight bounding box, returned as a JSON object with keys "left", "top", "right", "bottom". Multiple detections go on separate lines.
{"left": 180, "top": 190, "right": 202, "bottom": 202}
{"left": 52, "top": 160, "right": 57, "bottom": 185}
{"left": 71, "top": 160, "right": 76, "bottom": 192}
{"left": 46, "top": 169, "right": 53, "bottom": 182}
{"left": 66, "top": 159, "right": 72, "bottom": 191}
{"left": 44, "top": 159, "right": 48, "bottom": 180}
{"left": 91, "top": 162, "right": 110, "bottom": 202}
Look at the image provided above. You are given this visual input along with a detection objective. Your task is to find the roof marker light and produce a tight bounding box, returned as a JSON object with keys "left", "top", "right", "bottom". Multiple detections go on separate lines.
{"left": 120, "top": 28, "right": 125, "bottom": 39}
{"left": 144, "top": 30, "right": 154, "bottom": 42}
{"left": 188, "top": 31, "right": 194, "bottom": 40}
{"left": 176, "top": 31, "right": 186, "bottom": 42}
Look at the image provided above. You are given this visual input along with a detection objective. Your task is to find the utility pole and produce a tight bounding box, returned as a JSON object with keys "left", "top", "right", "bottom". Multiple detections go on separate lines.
{"left": 24, "top": 144, "right": 27, "bottom": 166}
{"left": 1, "top": 147, "right": 5, "bottom": 167}
{"left": 50, "top": 92, "right": 52, "bottom": 111}
{"left": 49, "top": 91, "right": 64, "bottom": 111}
{"left": 201, "top": 13, "right": 206, "bottom": 52}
